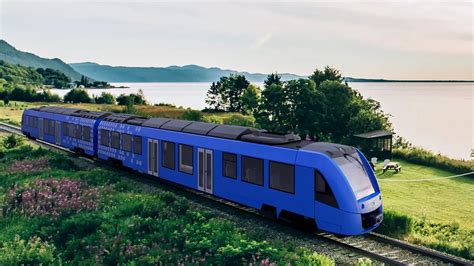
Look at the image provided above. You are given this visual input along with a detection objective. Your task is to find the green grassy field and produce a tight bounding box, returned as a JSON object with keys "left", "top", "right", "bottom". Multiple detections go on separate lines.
{"left": 375, "top": 159, "right": 473, "bottom": 229}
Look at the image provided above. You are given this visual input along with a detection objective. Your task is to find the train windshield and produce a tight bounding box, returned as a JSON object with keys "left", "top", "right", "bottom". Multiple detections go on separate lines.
{"left": 333, "top": 152, "right": 375, "bottom": 200}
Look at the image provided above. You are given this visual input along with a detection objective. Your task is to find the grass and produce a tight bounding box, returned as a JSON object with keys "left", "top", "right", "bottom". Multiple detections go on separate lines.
{"left": 0, "top": 138, "right": 336, "bottom": 265}
{"left": 374, "top": 159, "right": 474, "bottom": 259}
{"left": 375, "top": 159, "right": 473, "bottom": 229}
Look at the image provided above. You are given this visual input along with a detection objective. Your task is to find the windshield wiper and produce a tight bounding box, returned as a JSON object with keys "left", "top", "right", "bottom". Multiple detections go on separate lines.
{"left": 343, "top": 153, "right": 365, "bottom": 171}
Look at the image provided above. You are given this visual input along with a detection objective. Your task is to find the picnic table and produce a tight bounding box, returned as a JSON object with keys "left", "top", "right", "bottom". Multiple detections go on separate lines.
{"left": 383, "top": 162, "right": 402, "bottom": 173}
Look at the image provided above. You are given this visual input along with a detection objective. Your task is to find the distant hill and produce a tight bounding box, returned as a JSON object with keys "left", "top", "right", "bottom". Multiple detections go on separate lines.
{"left": 69, "top": 62, "right": 304, "bottom": 83}
{"left": 0, "top": 40, "right": 83, "bottom": 81}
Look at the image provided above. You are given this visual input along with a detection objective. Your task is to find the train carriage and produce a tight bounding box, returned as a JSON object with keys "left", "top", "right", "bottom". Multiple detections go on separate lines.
{"left": 21, "top": 106, "right": 383, "bottom": 236}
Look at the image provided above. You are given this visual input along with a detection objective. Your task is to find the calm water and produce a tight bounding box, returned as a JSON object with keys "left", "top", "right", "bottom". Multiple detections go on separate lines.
{"left": 51, "top": 82, "right": 473, "bottom": 160}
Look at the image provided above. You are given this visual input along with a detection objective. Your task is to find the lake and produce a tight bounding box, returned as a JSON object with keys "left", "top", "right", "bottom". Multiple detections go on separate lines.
{"left": 51, "top": 82, "right": 473, "bottom": 160}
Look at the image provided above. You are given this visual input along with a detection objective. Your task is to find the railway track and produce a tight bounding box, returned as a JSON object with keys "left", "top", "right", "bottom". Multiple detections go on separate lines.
{"left": 1, "top": 122, "right": 472, "bottom": 265}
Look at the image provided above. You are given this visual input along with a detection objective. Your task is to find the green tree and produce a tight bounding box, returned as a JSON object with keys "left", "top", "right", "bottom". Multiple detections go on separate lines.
{"left": 240, "top": 84, "right": 261, "bottom": 115}
{"left": 308, "top": 66, "right": 343, "bottom": 87}
{"left": 64, "top": 88, "right": 92, "bottom": 103}
{"left": 264, "top": 73, "right": 283, "bottom": 88}
{"left": 255, "top": 83, "right": 290, "bottom": 132}
{"left": 95, "top": 92, "right": 116, "bottom": 104}
{"left": 205, "top": 82, "right": 225, "bottom": 111}
{"left": 204, "top": 74, "right": 250, "bottom": 112}
{"left": 117, "top": 93, "right": 145, "bottom": 105}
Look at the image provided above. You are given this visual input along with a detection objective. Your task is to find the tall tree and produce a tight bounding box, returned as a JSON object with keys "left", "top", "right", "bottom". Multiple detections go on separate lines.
{"left": 240, "top": 84, "right": 261, "bottom": 115}
{"left": 255, "top": 83, "right": 290, "bottom": 132}
{"left": 205, "top": 82, "right": 224, "bottom": 111}
{"left": 264, "top": 73, "right": 282, "bottom": 89}
{"left": 309, "top": 66, "right": 343, "bottom": 87}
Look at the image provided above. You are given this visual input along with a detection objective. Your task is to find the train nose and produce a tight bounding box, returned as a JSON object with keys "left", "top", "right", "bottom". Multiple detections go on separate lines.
{"left": 361, "top": 207, "right": 383, "bottom": 229}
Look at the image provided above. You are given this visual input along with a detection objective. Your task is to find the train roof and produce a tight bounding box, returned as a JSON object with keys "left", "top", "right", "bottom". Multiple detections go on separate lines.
{"left": 32, "top": 106, "right": 111, "bottom": 119}
{"left": 29, "top": 106, "right": 356, "bottom": 156}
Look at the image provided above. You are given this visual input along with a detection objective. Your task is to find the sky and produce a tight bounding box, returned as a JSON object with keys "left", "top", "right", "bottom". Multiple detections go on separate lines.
{"left": 0, "top": 0, "right": 472, "bottom": 79}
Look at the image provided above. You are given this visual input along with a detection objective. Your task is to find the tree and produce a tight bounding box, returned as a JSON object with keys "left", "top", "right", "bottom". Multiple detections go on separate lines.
{"left": 95, "top": 92, "right": 116, "bottom": 104}
{"left": 240, "top": 84, "right": 261, "bottom": 115}
{"left": 204, "top": 74, "right": 250, "bottom": 113}
{"left": 205, "top": 82, "right": 224, "bottom": 111}
{"left": 117, "top": 93, "right": 145, "bottom": 105}
{"left": 308, "top": 66, "right": 343, "bottom": 87}
{"left": 64, "top": 88, "right": 92, "bottom": 103}
{"left": 264, "top": 73, "right": 282, "bottom": 88}
{"left": 254, "top": 83, "right": 290, "bottom": 133}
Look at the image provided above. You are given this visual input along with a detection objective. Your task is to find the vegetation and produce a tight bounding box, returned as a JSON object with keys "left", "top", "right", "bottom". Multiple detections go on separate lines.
{"left": 117, "top": 90, "right": 146, "bottom": 105}
{"left": 377, "top": 210, "right": 473, "bottom": 260}
{"left": 94, "top": 92, "right": 116, "bottom": 104}
{"left": 375, "top": 159, "right": 473, "bottom": 259}
{"left": 0, "top": 139, "right": 335, "bottom": 265}
{"left": 393, "top": 148, "right": 473, "bottom": 175}
{"left": 206, "top": 67, "right": 391, "bottom": 143}
{"left": 36, "top": 68, "right": 71, "bottom": 88}
{"left": 63, "top": 88, "right": 92, "bottom": 103}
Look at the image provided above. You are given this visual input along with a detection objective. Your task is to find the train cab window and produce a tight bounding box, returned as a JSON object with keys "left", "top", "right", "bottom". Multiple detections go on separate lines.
{"left": 83, "top": 126, "right": 91, "bottom": 142}
{"left": 111, "top": 131, "right": 120, "bottom": 149}
{"left": 242, "top": 156, "right": 264, "bottom": 186}
{"left": 75, "top": 125, "right": 82, "bottom": 139}
{"left": 269, "top": 162, "right": 295, "bottom": 194}
{"left": 122, "top": 134, "right": 132, "bottom": 152}
{"left": 315, "top": 170, "right": 338, "bottom": 208}
{"left": 222, "top": 153, "right": 237, "bottom": 179}
{"left": 179, "top": 144, "right": 193, "bottom": 174}
{"left": 162, "top": 141, "right": 176, "bottom": 169}
{"left": 100, "top": 129, "right": 110, "bottom": 146}
{"left": 133, "top": 136, "right": 142, "bottom": 155}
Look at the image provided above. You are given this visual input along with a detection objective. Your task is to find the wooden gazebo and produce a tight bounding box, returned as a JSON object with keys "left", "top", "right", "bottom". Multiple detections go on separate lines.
{"left": 352, "top": 130, "right": 394, "bottom": 160}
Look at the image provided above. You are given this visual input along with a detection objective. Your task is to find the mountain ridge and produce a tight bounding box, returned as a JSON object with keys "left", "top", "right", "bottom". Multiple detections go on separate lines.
{"left": 0, "top": 40, "right": 83, "bottom": 81}
{"left": 69, "top": 62, "right": 305, "bottom": 82}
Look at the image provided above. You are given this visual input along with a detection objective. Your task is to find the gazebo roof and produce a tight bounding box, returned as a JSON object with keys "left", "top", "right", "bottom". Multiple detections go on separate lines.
{"left": 353, "top": 130, "right": 393, "bottom": 139}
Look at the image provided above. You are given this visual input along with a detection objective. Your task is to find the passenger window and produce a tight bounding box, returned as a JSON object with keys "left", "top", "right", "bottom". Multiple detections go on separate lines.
{"left": 62, "top": 123, "right": 68, "bottom": 136}
{"left": 121, "top": 134, "right": 132, "bottom": 152}
{"left": 315, "top": 170, "right": 338, "bottom": 208}
{"left": 43, "top": 119, "right": 49, "bottom": 135}
{"left": 68, "top": 123, "right": 75, "bottom": 138}
{"left": 75, "top": 125, "right": 82, "bottom": 139}
{"left": 83, "top": 126, "right": 91, "bottom": 142}
{"left": 269, "top": 161, "right": 295, "bottom": 194}
{"left": 242, "top": 156, "right": 264, "bottom": 186}
{"left": 100, "top": 129, "right": 110, "bottom": 146}
{"left": 179, "top": 144, "right": 193, "bottom": 174}
{"left": 133, "top": 136, "right": 142, "bottom": 155}
{"left": 222, "top": 152, "right": 237, "bottom": 179}
{"left": 162, "top": 141, "right": 175, "bottom": 169}
{"left": 111, "top": 131, "right": 120, "bottom": 149}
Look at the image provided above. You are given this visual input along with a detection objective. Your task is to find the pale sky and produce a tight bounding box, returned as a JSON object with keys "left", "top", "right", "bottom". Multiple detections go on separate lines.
{"left": 0, "top": 0, "right": 472, "bottom": 79}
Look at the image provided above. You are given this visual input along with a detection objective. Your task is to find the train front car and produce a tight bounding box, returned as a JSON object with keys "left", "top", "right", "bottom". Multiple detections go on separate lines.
{"left": 301, "top": 143, "right": 383, "bottom": 235}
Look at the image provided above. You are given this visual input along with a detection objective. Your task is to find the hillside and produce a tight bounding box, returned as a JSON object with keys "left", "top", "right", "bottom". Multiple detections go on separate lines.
{"left": 70, "top": 62, "right": 304, "bottom": 82}
{"left": 0, "top": 40, "right": 83, "bottom": 81}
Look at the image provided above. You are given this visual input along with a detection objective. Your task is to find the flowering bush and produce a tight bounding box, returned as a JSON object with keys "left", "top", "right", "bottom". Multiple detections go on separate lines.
{"left": 7, "top": 156, "right": 50, "bottom": 174}
{"left": 0, "top": 235, "right": 59, "bottom": 264}
{"left": 3, "top": 178, "right": 100, "bottom": 217}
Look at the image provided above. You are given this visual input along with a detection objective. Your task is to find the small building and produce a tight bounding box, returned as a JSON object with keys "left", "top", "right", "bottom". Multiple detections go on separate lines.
{"left": 352, "top": 130, "right": 394, "bottom": 160}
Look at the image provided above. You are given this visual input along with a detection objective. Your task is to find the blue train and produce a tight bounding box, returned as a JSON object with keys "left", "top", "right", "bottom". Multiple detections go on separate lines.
{"left": 21, "top": 106, "right": 383, "bottom": 235}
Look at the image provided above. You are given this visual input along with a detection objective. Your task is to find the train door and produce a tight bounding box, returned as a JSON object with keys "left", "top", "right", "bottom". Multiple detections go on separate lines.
{"left": 147, "top": 139, "right": 159, "bottom": 176}
{"left": 38, "top": 118, "right": 44, "bottom": 139}
{"left": 198, "top": 148, "right": 213, "bottom": 194}
{"left": 55, "top": 121, "right": 61, "bottom": 145}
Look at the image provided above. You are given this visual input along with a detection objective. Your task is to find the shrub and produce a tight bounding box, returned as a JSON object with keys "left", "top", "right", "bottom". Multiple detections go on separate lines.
{"left": 2, "top": 134, "right": 23, "bottom": 149}
{"left": 7, "top": 156, "right": 50, "bottom": 174}
{"left": 3, "top": 178, "right": 100, "bottom": 217}
{"left": 202, "top": 115, "right": 223, "bottom": 124}
{"left": 64, "top": 88, "right": 92, "bottom": 103}
{"left": 223, "top": 114, "right": 255, "bottom": 127}
{"left": 95, "top": 92, "right": 116, "bottom": 104}
{"left": 393, "top": 148, "right": 473, "bottom": 175}
{"left": 182, "top": 109, "right": 203, "bottom": 121}
{"left": 376, "top": 209, "right": 413, "bottom": 237}
{"left": 0, "top": 235, "right": 58, "bottom": 265}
